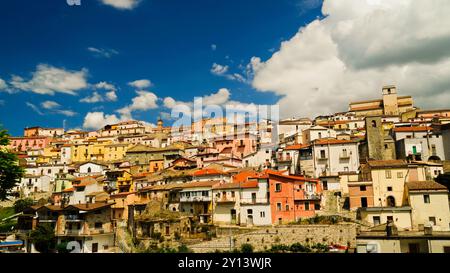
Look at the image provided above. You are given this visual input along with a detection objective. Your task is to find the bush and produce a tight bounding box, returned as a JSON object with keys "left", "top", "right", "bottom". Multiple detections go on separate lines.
{"left": 240, "top": 243, "right": 254, "bottom": 253}
{"left": 290, "top": 243, "right": 311, "bottom": 253}
{"left": 30, "top": 224, "right": 56, "bottom": 253}
{"left": 178, "top": 244, "right": 193, "bottom": 253}
{"left": 269, "top": 244, "right": 290, "bottom": 253}
{"left": 13, "top": 198, "right": 34, "bottom": 213}
{"left": 56, "top": 242, "right": 70, "bottom": 253}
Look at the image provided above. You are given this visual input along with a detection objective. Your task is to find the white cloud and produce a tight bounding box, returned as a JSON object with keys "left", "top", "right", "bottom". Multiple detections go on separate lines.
{"left": 211, "top": 44, "right": 217, "bottom": 51}
{"left": 26, "top": 102, "right": 44, "bottom": 115}
{"left": 80, "top": 91, "right": 103, "bottom": 103}
{"left": 80, "top": 81, "right": 118, "bottom": 103}
{"left": 10, "top": 64, "right": 88, "bottom": 95}
{"left": 41, "top": 100, "right": 60, "bottom": 109}
{"left": 0, "top": 78, "right": 7, "bottom": 90}
{"left": 106, "top": 90, "right": 118, "bottom": 101}
{"left": 83, "top": 112, "right": 121, "bottom": 130}
{"left": 211, "top": 63, "right": 229, "bottom": 75}
{"left": 128, "top": 79, "right": 152, "bottom": 89}
{"left": 55, "top": 109, "right": 77, "bottom": 117}
{"left": 211, "top": 63, "right": 248, "bottom": 83}
{"left": 117, "top": 90, "right": 158, "bottom": 118}
{"left": 251, "top": 0, "right": 450, "bottom": 118}
{"left": 100, "top": 0, "right": 141, "bottom": 10}
{"left": 87, "top": 47, "right": 119, "bottom": 58}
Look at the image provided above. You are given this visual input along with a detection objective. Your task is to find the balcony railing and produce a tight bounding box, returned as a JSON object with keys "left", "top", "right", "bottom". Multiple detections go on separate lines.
{"left": 276, "top": 157, "right": 292, "bottom": 162}
{"left": 64, "top": 229, "right": 82, "bottom": 235}
{"left": 65, "top": 215, "right": 83, "bottom": 221}
{"left": 214, "top": 197, "right": 236, "bottom": 203}
{"left": 240, "top": 198, "right": 268, "bottom": 204}
{"left": 180, "top": 196, "right": 212, "bottom": 202}
{"left": 339, "top": 154, "right": 350, "bottom": 159}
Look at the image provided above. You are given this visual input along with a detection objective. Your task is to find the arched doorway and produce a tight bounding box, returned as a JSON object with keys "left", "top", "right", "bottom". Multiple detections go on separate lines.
{"left": 386, "top": 196, "right": 396, "bottom": 207}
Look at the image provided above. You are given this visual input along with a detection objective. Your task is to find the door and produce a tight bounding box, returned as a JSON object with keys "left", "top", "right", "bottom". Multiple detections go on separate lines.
{"left": 251, "top": 193, "right": 257, "bottom": 203}
{"left": 408, "top": 243, "right": 420, "bottom": 253}
{"left": 412, "top": 146, "right": 417, "bottom": 154}
{"left": 361, "top": 197, "right": 368, "bottom": 208}
{"left": 230, "top": 209, "right": 236, "bottom": 224}
{"left": 92, "top": 243, "right": 98, "bottom": 253}
{"left": 247, "top": 215, "right": 253, "bottom": 226}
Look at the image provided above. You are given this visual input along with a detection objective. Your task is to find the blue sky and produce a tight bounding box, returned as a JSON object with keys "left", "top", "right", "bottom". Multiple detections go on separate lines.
{"left": 0, "top": 0, "right": 323, "bottom": 136}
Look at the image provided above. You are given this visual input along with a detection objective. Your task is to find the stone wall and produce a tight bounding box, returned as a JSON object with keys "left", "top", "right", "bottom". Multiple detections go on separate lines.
{"left": 189, "top": 223, "right": 357, "bottom": 253}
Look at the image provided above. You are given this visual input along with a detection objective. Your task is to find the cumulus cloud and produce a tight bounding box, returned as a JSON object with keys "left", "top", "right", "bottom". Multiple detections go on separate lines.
{"left": 80, "top": 91, "right": 103, "bottom": 103}
{"left": 10, "top": 64, "right": 88, "bottom": 95}
{"left": 41, "top": 100, "right": 60, "bottom": 109}
{"left": 0, "top": 78, "right": 7, "bottom": 90}
{"left": 83, "top": 112, "right": 121, "bottom": 130}
{"left": 100, "top": 0, "right": 141, "bottom": 10}
{"left": 128, "top": 79, "right": 152, "bottom": 89}
{"left": 251, "top": 0, "right": 450, "bottom": 118}
{"left": 211, "top": 63, "right": 248, "bottom": 83}
{"left": 87, "top": 47, "right": 119, "bottom": 58}
{"left": 117, "top": 90, "right": 158, "bottom": 118}
{"left": 80, "top": 81, "right": 118, "bottom": 103}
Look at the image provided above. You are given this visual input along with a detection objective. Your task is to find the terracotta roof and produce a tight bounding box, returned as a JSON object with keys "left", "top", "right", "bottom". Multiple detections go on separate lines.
{"left": 393, "top": 126, "right": 433, "bottom": 132}
{"left": 220, "top": 147, "right": 232, "bottom": 154}
{"left": 264, "top": 169, "right": 318, "bottom": 182}
{"left": 63, "top": 187, "right": 74, "bottom": 192}
{"left": 366, "top": 160, "right": 408, "bottom": 168}
{"left": 67, "top": 202, "right": 114, "bottom": 211}
{"left": 179, "top": 180, "right": 221, "bottom": 189}
{"left": 406, "top": 181, "right": 448, "bottom": 191}
{"left": 313, "top": 139, "right": 357, "bottom": 145}
{"left": 213, "top": 180, "right": 259, "bottom": 190}
{"left": 232, "top": 170, "right": 262, "bottom": 183}
{"left": 284, "top": 144, "right": 310, "bottom": 150}
{"left": 193, "top": 169, "right": 225, "bottom": 176}
{"left": 110, "top": 192, "right": 135, "bottom": 198}
{"left": 31, "top": 205, "right": 65, "bottom": 211}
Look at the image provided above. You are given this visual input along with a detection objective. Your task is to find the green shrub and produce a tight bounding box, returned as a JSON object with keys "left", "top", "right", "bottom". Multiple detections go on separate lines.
{"left": 240, "top": 243, "right": 254, "bottom": 253}
{"left": 290, "top": 243, "right": 311, "bottom": 253}
{"left": 13, "top": 198, "right": 34, "bottom": 213}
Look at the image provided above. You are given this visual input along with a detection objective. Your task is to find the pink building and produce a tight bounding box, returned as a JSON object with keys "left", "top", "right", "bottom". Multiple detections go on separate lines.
{"left": 8, "top": 137, "right": 52, "bottom": 152}
{"left": 214, "top": 133, "right": 257, "bottom": 159}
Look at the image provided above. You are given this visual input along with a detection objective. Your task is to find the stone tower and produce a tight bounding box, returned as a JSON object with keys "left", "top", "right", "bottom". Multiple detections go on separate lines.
{"left": 157, "top": 116, "right": 163, "bottom": 130}
{"left": 382, "top": 85, "right": 399, "bottom": 116}
{"left": 365, "top": 116, "right": 384, "bottom": 160}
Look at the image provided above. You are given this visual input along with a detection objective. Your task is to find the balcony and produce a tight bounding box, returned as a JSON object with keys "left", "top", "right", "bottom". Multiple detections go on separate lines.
{"left": 240, "top": 198, "right": 268, "bottom": 205}
{"left": 215, "top": 197, "right": 236, "bottom": 203}
{"left": 339, "top": 154, "right": 350, "bottom": 160}
{"left": 38, "top": 216, "right": 57, "bottom": 222}
{"left": 317, "top": 156, "right": 328, "bottom": 161}
{"left": 65, "top": 215, "right": 83, "bottom": 221}
{"left": 180, "top": 196, "right": 212, "bottom": 202}
{"left": 64, "top": 229, "right": 82, "bottom": 235}
{"left": 276, "top": 156, "right": 292, "bottom": 163}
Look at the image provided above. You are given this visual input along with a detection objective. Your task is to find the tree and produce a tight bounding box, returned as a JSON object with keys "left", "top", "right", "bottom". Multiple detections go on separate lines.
{"left": 29, "top": 224, "right": 57, "bottom": 253}
{"left": 13, "top": 198, "right": 35, "bottom": 213}
{"left": 0, "top": 127, "right": 24, "bottom": 200}
{"left": 240, "top": 243, "right": 254, "bottom": 253}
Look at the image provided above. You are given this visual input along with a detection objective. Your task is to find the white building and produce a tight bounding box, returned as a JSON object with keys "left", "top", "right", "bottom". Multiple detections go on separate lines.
{"left": 78, "top": 162, "right": 107, "bottom": 177}
{"left": 302, "top": 126, "right": 337, "bottom": 144}
{"left": 312, "top": 139, "right": 360, "bottom": 178}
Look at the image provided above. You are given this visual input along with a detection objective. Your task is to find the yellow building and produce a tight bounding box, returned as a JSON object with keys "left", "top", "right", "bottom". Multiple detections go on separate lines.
{"left": 361, "top": 160, "right": 426, "bottom": 207}
{"left": 104, "top": 143, "right": 129, "bottom": 162}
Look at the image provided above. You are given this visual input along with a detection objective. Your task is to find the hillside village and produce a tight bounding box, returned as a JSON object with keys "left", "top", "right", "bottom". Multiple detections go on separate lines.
{"left": 1, "top": 85, "right": 450, "bottom": 253}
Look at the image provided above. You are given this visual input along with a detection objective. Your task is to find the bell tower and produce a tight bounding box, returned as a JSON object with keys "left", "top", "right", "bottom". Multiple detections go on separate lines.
{"left": 157, "top": 116, "right": 163, "bottom": 130}
{"left": 382, "top": 85, "right": 399, "bottom": 116}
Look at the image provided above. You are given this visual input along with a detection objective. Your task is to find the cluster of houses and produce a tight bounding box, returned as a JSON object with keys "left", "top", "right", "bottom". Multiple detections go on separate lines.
{"left": 4, "top": 85, "right": 450, "bottom": 253}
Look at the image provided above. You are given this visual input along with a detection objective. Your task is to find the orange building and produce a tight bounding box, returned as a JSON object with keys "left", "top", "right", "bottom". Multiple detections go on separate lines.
{"left": 266, "top": 170, "right": 322, "bottom": 224}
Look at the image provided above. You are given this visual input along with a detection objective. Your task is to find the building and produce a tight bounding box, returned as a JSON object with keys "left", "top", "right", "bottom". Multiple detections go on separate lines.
{"left": 405, "top": 181, "right": 450, "bottom": 231}
{"left": 359, "top": 116, "right": 396, "bottom": 161}
{"left": 349, "top": 85, "right": 414, "bottom": 117}
{"left": 267, "top": 170, "right": 321, "bottom": 224}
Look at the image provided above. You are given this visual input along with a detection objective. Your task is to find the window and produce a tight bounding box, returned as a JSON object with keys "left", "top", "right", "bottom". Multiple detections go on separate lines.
{"left": 360, "top": 186, "right": 366, "bottom": 192}
{"left": 373, "top": 216, "right": 381, "bottom": 225}
{"left": 322, "top": 181, "right": 328, "bottom": 191}
{"left": 275, "top": 183, "right": 282, "bottom": 192}
{"left": 305, "top": 202, "right": 310, "bottom": 211}
{"left": 320, "top": 150, "right": 326, "bottom": 159}
{"left": 260, "top": 211, "right": 265, "bottom": 218}
{"left": 285, "top": 204, "right": 289, "bottom": 211}
{"left": 94, "top": 222, "right": 102, "bottom": 229}
{"left": 429, "top": 217, "right": 436, "bottom": 225}
{"left": 387, "top": 216, "right": 394, "bottom": 222}
{"left": 247, "top": 209, "right": 253, "bottom": 215}
{"left": 424, "top": 194, "right": 430, "bottom": 204}
{"left": 397, "top": 172, "right": 403, "bottom": 178}
{"left": 276, "top": 203, "right": 282, "bottom": 211}
{"left": 385, "top": 170, "right": 392, "bottom": 179}
{"left": 371, "top": 120, "right": 377, "bottom": 128}
{"left": 231, "top": 191, "right": 235, "bottom": 198}
{"left": 387, "top": 186, "right": 393, "bottom": 192}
